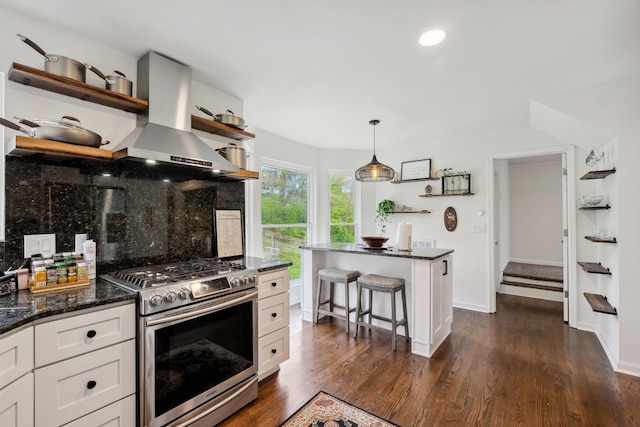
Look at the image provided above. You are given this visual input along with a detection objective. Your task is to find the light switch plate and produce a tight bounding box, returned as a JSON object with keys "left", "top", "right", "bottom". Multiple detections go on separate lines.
{"left": 24, "top": 234, "right": 56, "bottom": 258}
{"left": 472, "top": 224, "right": 487, "bottom": 233}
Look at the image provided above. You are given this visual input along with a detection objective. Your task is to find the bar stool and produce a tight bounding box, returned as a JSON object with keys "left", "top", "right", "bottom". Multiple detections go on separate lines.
{"left": 355, "top": 274, "right": 409, "bottom": 350}
{"left": 315, "top": 268, "right": 361, "bottom": 333}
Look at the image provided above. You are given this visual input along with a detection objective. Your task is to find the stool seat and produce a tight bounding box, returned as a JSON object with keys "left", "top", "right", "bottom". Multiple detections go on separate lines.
{"left": 355, "top": 273, "right": 409, "bottom": 351}
{"left": 315, "top": 268, "right": 361, "bottom": 333}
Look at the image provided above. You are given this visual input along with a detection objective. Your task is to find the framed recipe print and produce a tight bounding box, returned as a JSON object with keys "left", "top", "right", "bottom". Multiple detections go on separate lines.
{"left": 213, "top": 208, "right": 245, "bottom": 259}
{"left": 400, "top": 159, "right": 431, "bottom": 181}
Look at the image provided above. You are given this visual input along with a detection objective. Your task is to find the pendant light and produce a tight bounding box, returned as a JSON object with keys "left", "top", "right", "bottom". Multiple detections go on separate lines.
{"left": 355, "top": 119, "right": 395, "bottom": 182}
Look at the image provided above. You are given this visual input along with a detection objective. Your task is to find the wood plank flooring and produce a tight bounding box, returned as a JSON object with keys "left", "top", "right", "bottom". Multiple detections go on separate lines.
{"left": 220, "top": 294, "right": 640, "bottom": 426}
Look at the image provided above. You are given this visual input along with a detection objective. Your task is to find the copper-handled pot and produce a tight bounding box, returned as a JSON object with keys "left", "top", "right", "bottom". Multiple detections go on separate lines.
{"left": 17, "top": 34, "right": 86, "bottom": 82}
{"left": 85, "top": 64, "right": 133, "bottom": 96}
{"left": 0, "top": 116, "right": 109, "bottom": 147}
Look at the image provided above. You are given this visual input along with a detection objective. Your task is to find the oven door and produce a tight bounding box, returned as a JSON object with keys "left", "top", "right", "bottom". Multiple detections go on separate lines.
{"left": 142, "top": 289, "right": 258, "bottom": 427}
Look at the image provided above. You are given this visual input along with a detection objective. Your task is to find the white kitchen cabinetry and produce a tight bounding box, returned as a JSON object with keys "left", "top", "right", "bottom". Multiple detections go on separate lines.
{"left": 428, "top": 256, "right": 453, "bottom": 348}
{"left": 257, "top": 268, "right": 290, "bottom": 380}
{"left": 34, "top": 303, "right": 136, "bottom": 427}
{"left": 0, "top": 327, "right": 34, "bottom": 427}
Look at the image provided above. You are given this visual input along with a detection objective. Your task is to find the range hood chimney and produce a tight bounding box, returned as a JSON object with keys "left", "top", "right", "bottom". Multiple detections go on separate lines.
{"left": 111, "top": 52, "right": 239, "bottom": 174}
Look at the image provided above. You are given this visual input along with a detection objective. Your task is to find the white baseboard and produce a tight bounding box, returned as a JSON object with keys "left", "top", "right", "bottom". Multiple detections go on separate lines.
{"left": 453, "top": 300, "right": 491, "bottom": 313}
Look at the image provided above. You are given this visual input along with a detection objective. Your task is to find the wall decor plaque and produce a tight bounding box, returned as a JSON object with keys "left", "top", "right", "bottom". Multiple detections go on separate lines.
{"left": 444, "top": 206, "right": 457, "bottom": 231}
{"left": 213, "top": 208, "right": 245, "bottom": 258}
{"left": 400, "top": 158, "right": 431, "bottom": 181}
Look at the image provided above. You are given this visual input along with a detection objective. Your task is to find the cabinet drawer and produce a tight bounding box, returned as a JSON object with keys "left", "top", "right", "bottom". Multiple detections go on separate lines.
{"left": 258, "top": 292, "right": 290, "bottom": 337}
{"left": 35, "top": 303, "right": 135, "bottom": 366}
{"left": 258, "top": 326, "right": 290, "bottom": 376}
{"left": 0, "top": 372, "right": 33, "bottom": 427}
{"left": 258, "top": 268, "right": 290, "bottom": 299}
{"left": 35, "top": 340, "right": 136, "bottom": 427}
{"left": 64, "top": 395, "right": 136, "bottom": 427}
{"left": 0, "top": 327, "right": 33, "bottom": 388}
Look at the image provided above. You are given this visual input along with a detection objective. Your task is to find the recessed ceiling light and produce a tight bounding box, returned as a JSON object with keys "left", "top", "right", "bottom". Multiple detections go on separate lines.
{"left": 419, "top": 29, "right": 447, "bottom": 47}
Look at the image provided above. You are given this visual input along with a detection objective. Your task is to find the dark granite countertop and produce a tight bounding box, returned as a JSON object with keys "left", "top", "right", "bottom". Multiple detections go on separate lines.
{"left": 0, "top": 280, "right": 136, "bottom": 335}
{"left": 300, "top": 242, "right": 454, "bottom": 260}
{"left": 245, "top": 256, "right": 293, "bottom": 272}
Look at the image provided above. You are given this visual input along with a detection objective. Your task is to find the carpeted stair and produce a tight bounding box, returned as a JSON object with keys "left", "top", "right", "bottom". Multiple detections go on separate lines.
{"left": 500, "top": 262, "right": 563, "bottom": 302}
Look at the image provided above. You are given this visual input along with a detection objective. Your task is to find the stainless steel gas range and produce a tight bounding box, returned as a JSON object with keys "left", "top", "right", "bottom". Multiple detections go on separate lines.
{"left": 101, "top": 258, "right": 259, "bottom": 427}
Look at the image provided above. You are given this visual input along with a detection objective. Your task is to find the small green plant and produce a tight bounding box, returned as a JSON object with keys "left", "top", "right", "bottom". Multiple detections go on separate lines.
{"left": 376, "top": 199, "right": 395, "bottom": 234}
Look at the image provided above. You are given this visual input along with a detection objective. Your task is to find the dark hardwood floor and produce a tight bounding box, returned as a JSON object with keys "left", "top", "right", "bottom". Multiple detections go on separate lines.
{"left": 220, "top": 294, "right": 640, "bottom": 426}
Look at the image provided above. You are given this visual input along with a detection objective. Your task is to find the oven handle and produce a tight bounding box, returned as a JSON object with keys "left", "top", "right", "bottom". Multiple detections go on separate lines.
{"left": 146, "top": 290, "right": 257, "bottom": 327}
{"left": 171, "top": 376, "right": 259, "bottom": 427}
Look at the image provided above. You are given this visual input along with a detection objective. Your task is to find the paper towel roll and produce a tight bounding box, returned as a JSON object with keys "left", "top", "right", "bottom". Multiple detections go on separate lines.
{"left": 396, "top": 223, "right": 412, "bottom": 251}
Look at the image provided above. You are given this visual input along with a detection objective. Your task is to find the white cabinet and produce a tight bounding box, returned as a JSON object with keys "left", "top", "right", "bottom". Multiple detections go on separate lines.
{"left": 430, "top": 256, "right": 453, "bottom": 348}
{"left": 0, "top": 327, "right": 33, "bottom": 427}
{"left": 257, "top": 268, "right": 290, "bottom": 380}
{"left": 34, "top": 303, "right": 136, "bottom": 427}
{"left": 0, "top": 371, "right": 33, "bottom": 427}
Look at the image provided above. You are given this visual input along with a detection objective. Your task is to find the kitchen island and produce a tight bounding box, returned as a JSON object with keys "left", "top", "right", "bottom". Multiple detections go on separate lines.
{"left": 300, "top": 243, "right": 454, "bottom": 357}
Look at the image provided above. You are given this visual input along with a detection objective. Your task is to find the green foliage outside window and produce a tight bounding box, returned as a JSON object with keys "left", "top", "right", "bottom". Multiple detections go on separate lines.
{"left": 329, "top": 175, "right": 355, "bottom": 243}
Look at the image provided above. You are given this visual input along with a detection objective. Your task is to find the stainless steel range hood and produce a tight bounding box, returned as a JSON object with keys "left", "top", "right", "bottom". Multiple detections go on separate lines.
{"left": 111, "top": 52, "right": 239, "bottom": 174}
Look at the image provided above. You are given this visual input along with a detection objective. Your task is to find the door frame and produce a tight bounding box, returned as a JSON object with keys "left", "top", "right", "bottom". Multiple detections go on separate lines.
{"left": 487, "top": 145, "right": 577, "bottom": 327}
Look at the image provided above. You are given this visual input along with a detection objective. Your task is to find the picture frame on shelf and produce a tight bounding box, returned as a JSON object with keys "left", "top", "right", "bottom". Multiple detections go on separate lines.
{"left": 400, "top": 158, "right": 431, "bottom": 181}
{"left": 442, "top": 173, "right": 471, "bottom": 195}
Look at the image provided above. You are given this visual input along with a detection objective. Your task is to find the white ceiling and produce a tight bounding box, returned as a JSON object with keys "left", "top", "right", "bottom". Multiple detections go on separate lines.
{"left": 1, "top": 0, "right": 639, "bottom": 150}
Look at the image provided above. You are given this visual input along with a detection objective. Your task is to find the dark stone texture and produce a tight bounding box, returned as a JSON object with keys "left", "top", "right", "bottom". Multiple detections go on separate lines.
{"left": 2, "top": 156, "right": 245, "bottom": 273}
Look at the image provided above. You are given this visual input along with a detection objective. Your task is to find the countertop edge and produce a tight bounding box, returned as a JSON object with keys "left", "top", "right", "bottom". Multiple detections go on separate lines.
{"left": 300, "top": 244, "right": 454, "bottom": 260}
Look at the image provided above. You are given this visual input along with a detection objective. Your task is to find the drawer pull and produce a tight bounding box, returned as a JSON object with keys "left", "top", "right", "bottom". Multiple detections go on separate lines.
{"left": 271, "top": 282, "right": 277, "bottom": 287}
{"left": 271, "top": 312, "right": 277, "bottom": 318}
{"left": 271, "top": 349, "right": 277, "bottom": 354}
{"left": 86, "top": 329, "right": 97, "bottom": 338}
{"left": 87, "top": 380, "right": 97, "bottom": 390}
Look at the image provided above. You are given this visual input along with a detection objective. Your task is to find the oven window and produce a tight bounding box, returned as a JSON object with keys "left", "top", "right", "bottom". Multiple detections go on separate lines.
{"left": 154, "top": 300, "right": 254, "bottom": 417}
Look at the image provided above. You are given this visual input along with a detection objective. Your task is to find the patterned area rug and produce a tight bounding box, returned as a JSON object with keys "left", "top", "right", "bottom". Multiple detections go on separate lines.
{"left": 280, "top": 391, "right": 399, "bottom": 427}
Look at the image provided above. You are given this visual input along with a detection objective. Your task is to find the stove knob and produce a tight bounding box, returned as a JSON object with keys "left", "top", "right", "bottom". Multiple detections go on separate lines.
{"left": 164, "top": 291, "right": 177, "bottom": 303}
{"left": 178, "top": 288, "right": 190, "bottom": 300}
{"left": 249, "top": 274, "right": 258, "bottom": 282}
{"left": 231, "top": 278, "right": 241, "bottom": 287}
{"left": 241, "top": 276, "right": 249, "bottom": 285}
{"left": 149, "top": 294, "right": 163, "bottom": 307}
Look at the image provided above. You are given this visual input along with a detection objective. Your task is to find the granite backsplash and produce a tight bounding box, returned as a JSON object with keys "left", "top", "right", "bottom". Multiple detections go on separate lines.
{"left": 1, "top": 156, "right": 245, "bottom": 272}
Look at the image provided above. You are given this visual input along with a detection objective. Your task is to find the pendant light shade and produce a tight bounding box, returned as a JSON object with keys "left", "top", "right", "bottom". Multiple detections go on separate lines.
{"left": 355, "top": 119, "right": 395, "bottom": 182}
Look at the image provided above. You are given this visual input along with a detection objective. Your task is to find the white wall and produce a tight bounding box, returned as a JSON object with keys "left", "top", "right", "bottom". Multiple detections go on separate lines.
{"left": 508, "top": 159, "right": 563, "bottom": 265}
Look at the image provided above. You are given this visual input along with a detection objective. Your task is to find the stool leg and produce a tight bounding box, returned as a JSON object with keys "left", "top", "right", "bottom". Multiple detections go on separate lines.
{"left": 315, "top": 276, "right": 323, "bottom": 323}
{"left": 367, "top": 289, "right": 373, "bottom": 324}
{"left": 345, "top": 281, "right": 350, "bottom": 334}
{"left": 329, "top": 282, "right": 335, "bottom": 312}
{"left": 355, "top": 283, "right": 362, "bottom": 338}
{"left": 401, "top": 286, "right": 409, "bottom": 340}
{"left": 391, "top": 289, "right": 397, "bottom": 351}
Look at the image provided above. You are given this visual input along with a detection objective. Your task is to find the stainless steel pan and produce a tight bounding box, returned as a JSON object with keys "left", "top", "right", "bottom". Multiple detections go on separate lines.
{"left": 196, "top": 105, "right": 246, "bottom": 129}
{"left": 17, "top": 34, "right": 86, "bottom": 82}
{"left": 85, "top": 64, "right": 133, "bottom": 96}
{"left": 0, "top": 116, "right": 109, "bottom": 147}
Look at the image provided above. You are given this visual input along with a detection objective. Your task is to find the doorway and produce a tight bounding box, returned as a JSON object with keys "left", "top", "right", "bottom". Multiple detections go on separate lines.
{"left": 488, "top": 147, "right": 577, "bottom": 327}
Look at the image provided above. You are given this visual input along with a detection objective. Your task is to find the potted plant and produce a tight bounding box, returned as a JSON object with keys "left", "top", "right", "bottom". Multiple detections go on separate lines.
{"left": 376, "top": 199, "right": 395, "bottom": 234}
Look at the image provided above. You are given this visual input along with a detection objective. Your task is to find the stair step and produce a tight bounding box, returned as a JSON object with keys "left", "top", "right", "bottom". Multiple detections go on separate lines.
{"left": 500, "top": 283, "right": 564, "bottom": 302}
{"left": 502, "top": 262, "right": 563, "bottom": 283}
{"left": 501, "top": 280, "right": 563, "bottom": 292}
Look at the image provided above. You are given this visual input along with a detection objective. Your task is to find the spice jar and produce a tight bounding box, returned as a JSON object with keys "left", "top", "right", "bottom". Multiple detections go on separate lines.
{"left": 67, "top": 261, "right": 77, "bottom": 283}
{"left": 77, "top": 262, "right": 88, "bottom": 282}
{"left": 34, "top": 266, "right": 47, "bottom": 288}
{"left": 45, "top": 259, "right": 57, "bottom": 286}
{"left": 56, "top": 262, "right": 68, "bottom": 284}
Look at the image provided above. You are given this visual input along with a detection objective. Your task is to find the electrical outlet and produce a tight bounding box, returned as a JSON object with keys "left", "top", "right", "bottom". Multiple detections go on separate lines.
{"left": 472, "top": 224, "right": 487, "bottom": 233}
{"left": 24, "top": 234, "right": 56, "bottom": 258}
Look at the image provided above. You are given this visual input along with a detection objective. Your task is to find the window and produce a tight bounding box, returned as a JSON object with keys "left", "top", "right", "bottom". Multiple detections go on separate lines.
{"left": 261, "top": 164, "right": 311, "bottom": 281}
{"left": 329, "top": 174, "right": 356, "bottom": 243}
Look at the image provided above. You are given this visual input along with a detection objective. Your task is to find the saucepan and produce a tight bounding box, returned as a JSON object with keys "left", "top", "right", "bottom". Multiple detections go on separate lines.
{"left": 17, "top": 33, "right": 86, "bottom": 82}
{"left": 216, "top": 142, "right": 247, "bottom": 169}
{"left": 195, "top": 105, "right": 246, "bottom": 130}
{"left": 85, "top": 64, "right": 133, "bottom": 96}
{"left": 0, "top": 116, "right": 109, "bottom": 147}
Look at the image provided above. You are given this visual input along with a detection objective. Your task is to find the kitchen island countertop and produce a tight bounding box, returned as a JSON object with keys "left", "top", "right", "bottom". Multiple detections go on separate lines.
{"left": 300, "top": 242, "right": 454, "bottom": 260}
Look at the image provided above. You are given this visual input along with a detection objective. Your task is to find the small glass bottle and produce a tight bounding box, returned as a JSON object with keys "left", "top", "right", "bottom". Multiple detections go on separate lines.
{"left": 45, "top": 259, "right": 57, "bottom": 286}
{"left": 34, "top": 266, "right": 47, "bottom": 288}
{"left": 56, "top": 262, "right": 68, "bottom": 284}
{"left": 76, "top": 262, "right": 88, "bottom": 282}
{"left": 67, "top": 261, "right": 78, "bottom": 283}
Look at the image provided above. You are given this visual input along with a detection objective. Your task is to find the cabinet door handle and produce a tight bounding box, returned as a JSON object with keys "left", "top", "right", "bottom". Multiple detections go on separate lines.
{"left": 87, "top": 380, "right": 97, "bottom": 390}
{"left": 271, "top": 349, "right": 277, "bottom": 354}
{"left": 271, "top": 282, "right": 277, "bottom": 287}
{"left": 271, "top": 312, "right": 277, "bottom": 318}
{"left": 443, "top": 259, "right": 448, "bottom": 276}
{"left": 86, "top": 329, "right": 97, "bottom": 338}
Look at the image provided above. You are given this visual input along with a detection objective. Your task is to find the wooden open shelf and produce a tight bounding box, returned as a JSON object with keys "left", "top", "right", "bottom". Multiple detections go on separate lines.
{"left": 584, "top": 293, "right": 617, "bottom": 315}
{"left": 580, "top": 168, "right": 616, "bottom": 180}
{"left": 8, "top": 62, "right": 148, "bottom": 113}
{"left": 579, "top": 205, "right": 611, "bottom": 210}
{"left": 419, "top": 192, "right": 475, "bottom": 198}
{"left": 391, "top": 177, "right": 439, "bottom": 184}
{"left": 191, "top": 115, "right": 255, "bottom": 141}
{"left": 8, "top": 136, "right": 113, "bottom": 161}
{"left": 577, "top": 262, "right": 611, "bottom": 275}
{"left": 391, "top": 210, "right": 431, "bottom": 214}
{"left": 584, "top": 236, "right": 617, "bottom": 243}
{"left": 223, "top": 168, "right": 260, "bottom": 180}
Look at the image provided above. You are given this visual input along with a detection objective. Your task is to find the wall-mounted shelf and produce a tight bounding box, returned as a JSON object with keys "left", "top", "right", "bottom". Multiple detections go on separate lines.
{"left": 584, "top": 293, "right": 617, "bottom": 315}
{"left": 584, "top": 236, "right": 617, "bottom": 243}
{"left": 391, "top": 210, "right": 431, "bottom": 214}
{"left": 419, "top": 193, "right": 475, "bottom": 198}
{"left": 580, "top": 168, "right": 616, "bottom": 180}
{"left": 577, "top": 262, "right": 611, "bottom": 275}
{"left": 191, "top": 115, "right": 255, "bottom": 141}
{"left": 579, "top": 205, "right": 611, "bottom": 210}
{"left": 8, "top": 136, "right": 113, "bottom": 161}
{"left": 8, "top": 62, "right": 149, "bottom": 113}
{"left": 391, "top": 177, "right": 439, "bottom": 184}
{"left": 222, "top": 169, "right": 260, "bottom": 180}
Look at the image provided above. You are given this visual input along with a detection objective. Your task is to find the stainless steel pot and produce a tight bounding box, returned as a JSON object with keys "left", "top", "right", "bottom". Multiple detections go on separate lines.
{"left": 17, "top": 34, "right": 86, "bottom": 82}
{"left": 216, "top": 143, "right": 246, "bottom": 169}
{"left": 0, "top": 116, "right": 109, "bottom": 147}
{"left": 85, "top": 64, "right": 133, "bottom": 96}
{"left": 196, "top": 105, "right": 246, "bottom": 130}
